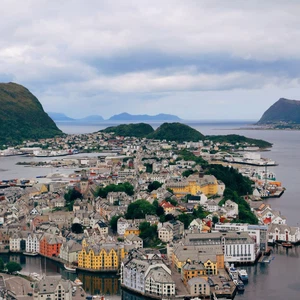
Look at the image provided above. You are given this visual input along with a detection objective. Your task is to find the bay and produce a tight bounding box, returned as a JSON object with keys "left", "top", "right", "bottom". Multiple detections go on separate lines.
{"left": 1, "top": 121, "right": 299, "bottom": 299}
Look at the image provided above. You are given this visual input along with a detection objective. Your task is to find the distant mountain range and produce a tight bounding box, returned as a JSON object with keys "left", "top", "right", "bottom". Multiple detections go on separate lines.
{"left": 48, "top": 112, "right": 104, "bottom": 122}
{"left": 48, "top": 112, "right": 181, "bottom": 122}
{"left": 257, "top": 98, "right": 300, "bottom": 125}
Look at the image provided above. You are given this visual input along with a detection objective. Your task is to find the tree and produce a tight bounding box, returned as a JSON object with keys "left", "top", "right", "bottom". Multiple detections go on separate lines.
{"left": 212, "top": 215, "right": 219, "bottom": 225}
{"left": 148, "top": 181, "right": 163, "bottom": 192}
{"left": 0, "top": 258, "right": 4, "bottom": 271}
{"left": 71, "top": 223, "right": 83, "bottom": 234}
{"left": 182, "top": 170, "right": 195, "bottom": 177}
{"left": 64, "top": 189, "right": 82, "bottom": 202}
{"left": 125, "top": 199, "right": 156, "bottom": 219}
{"left": 139, "top": 222, "right": 159, "bottom": 247}
{"left": 110, "top": 215, "right": 121, "bottom": 232}
{"left": 6, "top": 261, "right": 22, "bottom": 274}
{"left": 97, "top": 182, "right": 134, "bottom": 198}
{"left": 177, "top": 214, "right": 193, "bottom": 229}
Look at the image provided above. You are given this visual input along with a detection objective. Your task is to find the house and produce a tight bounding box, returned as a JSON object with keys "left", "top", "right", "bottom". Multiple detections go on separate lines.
{"left": 124, "top": 225, "right": 140, "bottom": 237}
{"left": 26, "top": 233, "right": 43, "bottom": 254}
{"left": 188, "top": 218, "right": 203, "bottom": 232}
{"left": 59, "top": 240, "right": 82, "bottom": 263}
{"left": 159, "top": 200, "right": 177, "bottom": 215}
{"left": 125, "top": 234, "right": 143, "bottom": 249}
{"left": 95, "top": 220, "right": 109, "bottom": 236}
{"left": 187, "top": 277, "right": 210, "bottom": 297}
{"left": 158, "top": 220, "right": 184, "bottom": 242}
{"left": 203, "top": 199, "right": 219, "bottom": 213}
{"left": 224, "top": 200, "right": 239, "bottom": 218}
{"left": 268, "top": 224, "right": 300, "bottom": 243}
{"left": 10, "top": 231, "right": 28, "bottom": 252}
{"left": 34, "top": 275, "right": 72, "bottom": 300}
{"left": 39, "top": 233, "right": 64, "bottom": 257}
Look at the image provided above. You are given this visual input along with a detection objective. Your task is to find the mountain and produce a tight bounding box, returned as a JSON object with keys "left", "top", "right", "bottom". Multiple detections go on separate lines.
{"left": 77, "top": 115, "right": 104, "bottom": 122}
{"left": 257, "top": 98, "right": 300, "bottom": 124}
{"left": 48, "top": 112, "right": 104, "bottom": 122}
{"left": 147, "top": 122, "right": 205, "bottom": 142}
{"left": 102, "top": 123, "right": 154, "bottom": 138}
{"left": 0, "top": 82, "right": 63, "bottom": 146}
{"left": 48, "top": 112, "right": 74, "bottom": 121}
{"left": 109, "top": 112, "right": 181, "bottom": 121}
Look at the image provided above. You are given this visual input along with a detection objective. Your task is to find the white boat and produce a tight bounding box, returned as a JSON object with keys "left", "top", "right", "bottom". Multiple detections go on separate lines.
{"left": 64, "top": 264, "right": 77, "bottom": 272}
{"left": 23, "top": 252, "right": 39, "bottom": 256}
{"left": 238, "top": 269, "right": 248, "bottom": 282}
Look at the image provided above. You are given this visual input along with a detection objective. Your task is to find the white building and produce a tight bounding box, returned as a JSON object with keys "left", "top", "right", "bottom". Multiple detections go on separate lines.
{"left": 34, "top": 276, "right": 73, "bottom": 300}
{"left": 26, "top": 233, "right": 42, "bottom": 254}
{"left": 224, "top": 200, "right": 239, "bottom": 218}
{"left": 117, "top": 217, "right": 130, "bottom": 235}
{"left": 121, "top": 257, "right": 175, "bottom": 297}
{"left": 268, "top": 224, "right": 300, "bottom": 243}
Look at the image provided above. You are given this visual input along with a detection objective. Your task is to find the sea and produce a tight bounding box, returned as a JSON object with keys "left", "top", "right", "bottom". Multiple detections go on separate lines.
{"left": 1, "top": 120, "right": 300, "bottom": 300}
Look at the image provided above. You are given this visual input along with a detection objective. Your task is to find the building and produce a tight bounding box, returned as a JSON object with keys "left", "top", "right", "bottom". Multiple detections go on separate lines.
{"left": 158, "top": 220, "right": 184, "bottom": 242}
{"left": 184, "top": 232, "right": 256, "bottom": 263}
{"left": 26, "top": 233, "right": 42, "bottom": 254}
{"left": 39, "top": 233, "right": 64, "bottom": 257}
{"left": 171, "top": 244, "right": 224, "bottom": 272}
{"left": 124, "top": 225, "right": 140, "bottom": 237}
{"left": 268, "top": 224, "right": 300, "bottom": 244}
{"left": 34, "top": 275, "right": 73, "bottom": 300}
{"left": 187, "top": 277, "right": 210, "bottom": 297}
{"left": 9, "top": 232, "right": 28, "bottom": 252}
{"left": 59, "top": 240, "right": 82, "bottom": 263}
{"left": 77, "top": 239, "right": 125, "bottom": 271}
{"left": 166, "top": 174, "right": 219, "bottom": 198}
{"left": 125, "top": 234, "right": 143, "bottom": 249}
{"left": 121, "top": 252, "right": 175, "bottom": 297}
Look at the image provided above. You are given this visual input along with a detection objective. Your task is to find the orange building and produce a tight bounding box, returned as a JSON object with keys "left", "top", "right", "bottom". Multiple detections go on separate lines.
{"left": 39, "top": 233, "right": 64, "bottom": 257}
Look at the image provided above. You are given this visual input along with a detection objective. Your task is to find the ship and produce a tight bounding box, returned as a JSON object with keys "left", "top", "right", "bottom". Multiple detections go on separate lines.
{"left": 238, "top": 269, "right": 248, "bottom": 282}
{"left": 282, "top": 242, "right": 293, "bottom": 248}
{"left": 64, "top": 264, "right": 77, "bottom": 272}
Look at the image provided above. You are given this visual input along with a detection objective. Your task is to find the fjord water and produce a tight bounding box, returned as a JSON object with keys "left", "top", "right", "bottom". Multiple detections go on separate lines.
{"left": 1, "top": 121, "right": 300, "bottom": 299}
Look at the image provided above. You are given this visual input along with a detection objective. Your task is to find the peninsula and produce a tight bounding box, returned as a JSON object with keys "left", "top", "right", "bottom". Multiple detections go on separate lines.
{"left": 257, "top": 98, "right": 300, "bottom": 129}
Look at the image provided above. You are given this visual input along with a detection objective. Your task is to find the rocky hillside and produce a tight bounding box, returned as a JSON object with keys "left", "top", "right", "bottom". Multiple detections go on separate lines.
{"left": 257, "top": 98, "right": 300, "bottom": 124}
{"left": 102, "top": 123, "right": 154, "bottom": 138}
{"left": 0, "top": 82, "right": 63, "bottom": 146}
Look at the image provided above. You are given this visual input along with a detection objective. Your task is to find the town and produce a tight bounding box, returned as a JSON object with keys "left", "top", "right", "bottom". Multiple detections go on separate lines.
{"left": 0, "top": 129, "right": 296, "bottom": 300}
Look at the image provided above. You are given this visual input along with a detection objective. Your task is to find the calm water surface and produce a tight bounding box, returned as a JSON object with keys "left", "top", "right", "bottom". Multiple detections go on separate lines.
{"left": 1, "top": 121, "right": 300, "bottom": 300}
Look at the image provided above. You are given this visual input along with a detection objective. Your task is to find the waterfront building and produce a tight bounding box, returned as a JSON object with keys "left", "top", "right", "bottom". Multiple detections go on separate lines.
{"left": 34, "top": 275, "right": 73, "bottom": 300}
{"left": 184, "top": 232, "right": 256, "bottom": 263}
{"left": 78, "top": 238, "right": 126, "bottom": 271}
{"left": 172, "top": 244, "right": 224, "bottom": 272}
{"left": 268, "top": 223, "right": 300, "bottom": 243}
{"left": 39, "top": 233, "right": 64, "bottom": 257}
{"left": 10, "top": 231, "right": 28, "bottom": 252}
{"left": 121, "top": 253, "right": 175, "bottom": 297}
{"left": 59, "top": 240, "right": 82, "bottom": 263}
{"left": 181, "top": 261, "right": 208, "bottom": 284}
{"left": 26, "top": 233, "right": 43, "bottom": 254}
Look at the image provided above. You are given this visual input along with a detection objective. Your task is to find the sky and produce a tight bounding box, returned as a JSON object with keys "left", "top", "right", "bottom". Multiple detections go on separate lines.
{"left": 1, "top": 0, "right": 300, "bottom": 120}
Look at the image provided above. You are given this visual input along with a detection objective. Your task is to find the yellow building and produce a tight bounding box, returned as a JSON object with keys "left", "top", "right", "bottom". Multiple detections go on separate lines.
{"left": 166, "top": 174, "right": 218, "bottom": 198}
{"left": 124, "top": 226, "right": 140, "bottom": 237}
{"left": 172, "top": 245, "right": 224, "bottom": 272}
{"left": 78, "top": 239, "right": 126, "bottom": 271}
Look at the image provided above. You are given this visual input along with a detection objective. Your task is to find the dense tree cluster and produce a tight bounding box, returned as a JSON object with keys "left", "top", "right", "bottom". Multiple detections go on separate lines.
{"left": 97, "top": 182, "right": 134, "bottom": 198}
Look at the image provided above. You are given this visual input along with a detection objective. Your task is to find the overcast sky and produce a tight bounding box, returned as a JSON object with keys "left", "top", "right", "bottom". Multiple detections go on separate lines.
{"left": 1, "top": 0, "right": 300, "bottom": 120}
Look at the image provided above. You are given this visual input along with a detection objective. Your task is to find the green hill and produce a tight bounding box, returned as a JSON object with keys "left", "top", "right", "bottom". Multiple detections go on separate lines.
{"left": 206, "top": 134, "right": 272, "bottom": 148}
{"left": 0, "top": 82, "right": 63, "bottom": 146}
{"left": 257, "top": 98, "right": 300, "bottom": 124}
{"left": 147, "top": 122, "right": 205, "bottom": 142}
{"left": 101, "top": 123, "right": 154, "bottom": 138}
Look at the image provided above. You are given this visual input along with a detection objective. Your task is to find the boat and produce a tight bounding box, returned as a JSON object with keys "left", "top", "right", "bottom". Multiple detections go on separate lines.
{"left": 64, "top": 264, "right": 77, "bottom": 272}
{"left": 235, "top": 280, "right": 245, "bottom": 291}
{"left": 282, "top": 242, "right": 293, "bottom": 248}
{"left": 23, "top": 252, "right": 39, "bottom": 256}
{"left": 73, "top": 278, "right": 83, "bottom": 286}
{"left": 238, "top": 269, "right": 248, "bottom": 282}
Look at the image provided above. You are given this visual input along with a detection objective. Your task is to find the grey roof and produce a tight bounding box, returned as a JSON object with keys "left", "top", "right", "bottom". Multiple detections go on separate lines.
{"left": 36, "top": 276, "right": 71, "bottom": 294}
